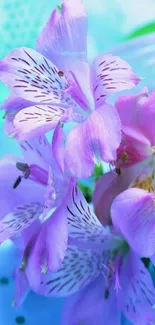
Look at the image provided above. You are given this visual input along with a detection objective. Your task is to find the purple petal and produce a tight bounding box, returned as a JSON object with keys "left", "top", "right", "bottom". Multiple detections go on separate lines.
{"left": 62, "top": 276, "right": 121, "bottom": 325}
{"left": 0, "top": 47, "right": 68, "bottom": 103}
{"left": 111, "top": 188, "right": 155, "bottom": 257}
{"left": 34, "top": 246, "right": 103, "bottom": 297}
{"left": 93, "top": 164, "right": 140, "bottom": 225}
{"left": 14, "top": 268, "right": 29, "bottom": 307}
{"left": 36, "top": 0, "right": 87, "bottom": 69}
{"left": 118, "top": 251, "right": 155, "bottom": 324}
{"left": 0, "top": 155, "right": 45, "bottom": 242}
{"left": 66, "top": 183, "right": 111, "bottom": 246}
{"left": 52, "top": 123, "right": 66, "bottom": 173}
{"left": 65, "top": 61, "right": 94, "bottom": 112}
{"left": 20, "top": 135, "right": 54, "bottom": 170}
{"left": 2, "top": 96, "right": 35, "bottom": 136}
{"left": 65, "top": 104, "right": 121, "bottom": 177}
{"left": 25, "top": 179, "right": 75, "bottom": 291}
{"left": 91, "top": 54, "right": 140, "bottom": 108}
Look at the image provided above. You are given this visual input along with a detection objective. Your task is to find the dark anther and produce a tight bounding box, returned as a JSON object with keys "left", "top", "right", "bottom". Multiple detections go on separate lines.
{"left": 16, "top": 162, "right": 29, "bottom": 172}
{"left": 58, "top": 70, "right": 64, "bottom": 77}
{"left": 13, "top": 176, "right": 22, "bottom": 189}
{"left": 115, "top": 167, "right": 121, "bottom": 175}
{"left": 104, "top": 288, "right": 109, "bottom": 299}
{"left": 24, "top": 168, "right": 31, "bottom": 179}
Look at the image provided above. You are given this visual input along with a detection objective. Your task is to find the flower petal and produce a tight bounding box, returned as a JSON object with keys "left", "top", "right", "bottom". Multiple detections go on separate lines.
{"left": 0, "top": 47, "right": 68, "bottom": 103}
{"left": 62, "top": 276, "right": 121, "bottom": 325}
{"left": 118, "top": 251, "right": 155, "bottom": 324}
{"left": 93, "top": 164, "right": 140, "bottom": 225}
{"left": 25, "top": 179, "right": 75, "bottom": 291}
{"left": 14, "top": 268, "right": 29, "bottom": 307}
{"left": 91, "top": 54, "right": 140, "bottom": 107}
{"left": 0, "top": 156, "right": 45, "bottom": 242}
{"left": 13, "top": 104, "right": 68, "bottom": 140}
{"left": 2, "top": 95, "right": 35, "bottom": 136}
{"left": 65, "top": 104, "right": 121, "bottom": 177}
{"left": 66, "top": 183, "right": 110, "bottom": 246}
{"left": 35, "top": 246, "right": 104, "bottom": 297}
{"left": 36, "top": 0, "right": 88, "bottom": 69}
{"left": 111, "top": 188, "right": 155, "bottom": 257}
{"left": 20, "top": 135, "right": 54, "bottom": 170}
{"left": 117, "top": 88, "right": 155, "bottom": 147}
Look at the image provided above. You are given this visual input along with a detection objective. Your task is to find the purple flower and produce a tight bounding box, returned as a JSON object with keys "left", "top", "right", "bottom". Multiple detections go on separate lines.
{"left": 18, "top": 184, "right": 155, "bottom": 325}
{"left": 0, "top": 0, "right": 140, "bottom": 177}
{"left": 0, "top": 134, "right": 71, "bottom": 242}
{"left": 116, "top": 88, "right": 155, "bottom": 168}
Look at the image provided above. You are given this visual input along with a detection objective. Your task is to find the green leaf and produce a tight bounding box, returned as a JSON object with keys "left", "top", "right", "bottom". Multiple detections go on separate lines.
{"left": 126, "top": 21, "right": 155, "bottom": 40}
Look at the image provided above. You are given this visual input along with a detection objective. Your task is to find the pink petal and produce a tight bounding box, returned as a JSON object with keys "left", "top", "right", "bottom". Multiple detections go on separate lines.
{"left": 93, "top": 164, "right": 140, "bottom": 225}
{"left": 65, "top": 104, "right": 121, "bottom": 177}
{"left": 91, "top": 54, "right": 140, "bottom": 107}
{"left": 0, "top": 47, "right": 68, "bottom": 103}
{"left": 117, "top": 88, "right": 155, "bottom": 146}
{"left": 36, "top": 0, "right": 87, "bottom": 69}
{"left": 111, "top": 188, "right": 155, "bottom": 257}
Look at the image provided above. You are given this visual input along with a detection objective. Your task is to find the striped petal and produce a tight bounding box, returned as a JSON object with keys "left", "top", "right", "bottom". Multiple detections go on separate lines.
{"left": 13, "top": 104, "right": 69, "bottom": 140}
{"left": 0, "top": 47, "right": 68, "bottom": 104}
{"left": 0, "top": 202, "right": 43, "bottom": 243}
{"left": 91, "top": 54, "right": 140, "bottom": 107}
{"left": 35, "top": 245, "right": 104, "bottom": 297}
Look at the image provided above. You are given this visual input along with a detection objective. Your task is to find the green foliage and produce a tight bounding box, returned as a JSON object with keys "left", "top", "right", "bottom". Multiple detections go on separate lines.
{"left": 126, "top": 21, "right": 155, "bottom": 40}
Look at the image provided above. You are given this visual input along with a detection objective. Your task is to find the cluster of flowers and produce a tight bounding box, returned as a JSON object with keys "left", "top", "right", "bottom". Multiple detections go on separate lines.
{"left": 0, "top": 0, "right": 155, "bottom": 324}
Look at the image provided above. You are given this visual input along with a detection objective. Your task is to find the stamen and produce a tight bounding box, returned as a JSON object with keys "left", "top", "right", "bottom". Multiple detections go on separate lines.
{"left": 13, "top": 176, "right": 22, "bottom": 189}
{"left": 16, "top": 162, "right": 29, "bottom": 172}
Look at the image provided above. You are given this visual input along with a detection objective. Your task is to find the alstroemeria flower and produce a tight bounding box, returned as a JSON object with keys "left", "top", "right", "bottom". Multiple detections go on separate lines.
{"left": 20, "top": 185, "right": 155, "bottom": 325}
{"left": 116, "top": 87, "right": 155, "bottom": 168}
{"left": 111, "top": 176, "right": 155, "bottom": 258}
{"left": 0, "top": 0, "right": 139, "bottom": 177}
{"left": 0, "top": 134, "right": 71, "bottom": 243}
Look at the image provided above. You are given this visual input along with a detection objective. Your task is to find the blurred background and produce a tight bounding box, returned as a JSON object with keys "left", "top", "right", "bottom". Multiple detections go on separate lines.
{"left": 0, "top": 0, "right": 155, "bottom": 324}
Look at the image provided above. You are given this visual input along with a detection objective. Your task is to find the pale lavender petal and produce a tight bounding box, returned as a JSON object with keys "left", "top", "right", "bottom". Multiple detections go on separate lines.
{"left": 93, "top": 164, "right": 140, "bottom": 225}
{"left": 91, "top": 54, "right": 140, "bottom": 107}
{"left": 0, "top": 47, "right": 68, "bottom": 103}
{"left": 65, "top": 104, "right": 121, "bottom": 177}
{"left": 65, "top": 61, "right": 94, "bottom": 112}
{"left": 36, "top": 0, "right": 87, "bottom": 69}
{"left": 111, "top": 188, "right": 155, "bottom": 257}
{"left": 0, "top": 156, "right": 45, "bottom": 242}
{"left": 62, "top": 276, "right": 121, "bottom": 325}
{"left": 20, "top": 135, "right": 54, "bottom": 170}
{"left": 118, "top": 251, "right": 155, "bottom": 324}
{"left": 13, "top": 104, "right": 68, "bottom": 140}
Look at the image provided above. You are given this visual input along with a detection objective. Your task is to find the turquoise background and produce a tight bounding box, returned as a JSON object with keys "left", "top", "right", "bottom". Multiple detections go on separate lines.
{"left": 0, "top": 0, "right": 155, "bottom": 324}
